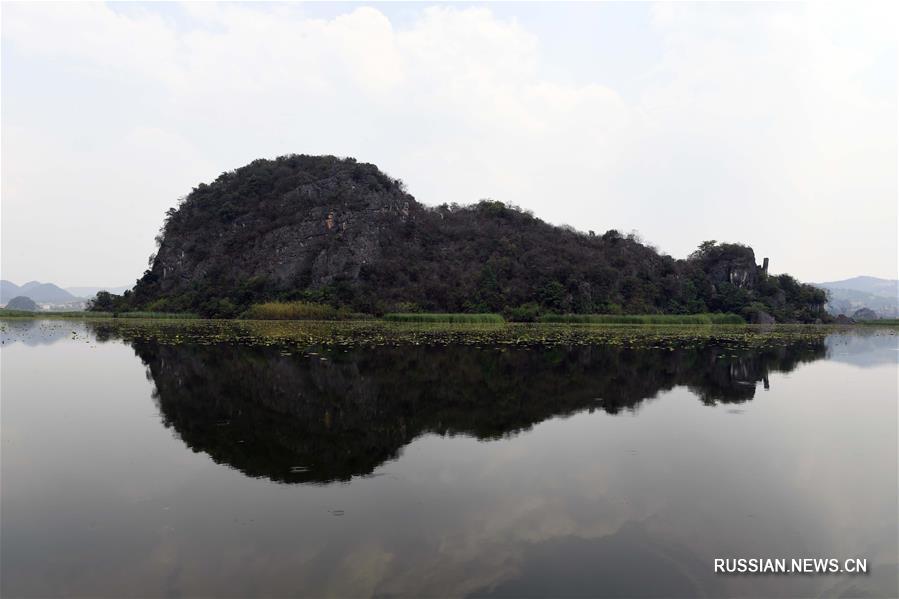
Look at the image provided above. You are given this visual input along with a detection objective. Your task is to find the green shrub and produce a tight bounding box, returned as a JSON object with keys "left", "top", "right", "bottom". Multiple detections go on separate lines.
{"left": 392, "top": 301, "right": 422, "bottom": 313}
{"left": 504, "top": 302, "right": 541, "bottom": 323}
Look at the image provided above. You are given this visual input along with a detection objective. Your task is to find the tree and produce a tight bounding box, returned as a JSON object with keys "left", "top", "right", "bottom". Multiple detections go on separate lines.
{"left": 88, "top": 291, "right": 119, "bottom": 312}
{"left": 689, "top": 240, "right": 717, "bottom": 260}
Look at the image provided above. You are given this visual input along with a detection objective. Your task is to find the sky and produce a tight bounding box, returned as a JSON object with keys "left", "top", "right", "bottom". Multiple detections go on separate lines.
{"left": 1, "top": 1, "right": 896, "bottom": 287}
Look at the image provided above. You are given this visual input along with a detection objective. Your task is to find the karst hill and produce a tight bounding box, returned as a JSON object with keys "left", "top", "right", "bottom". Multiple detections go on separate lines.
{"left": 116, "top": 155, "right": 826, "bottom": 321}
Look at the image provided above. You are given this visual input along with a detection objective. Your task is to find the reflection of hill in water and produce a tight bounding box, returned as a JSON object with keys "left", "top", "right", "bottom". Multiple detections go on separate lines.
{"left": 825, "top": 329, "right": 899, "bottom": 368}
{"left": 0, "top": 319, "right": 76, "bottom": 346}
{"left": 124, "top": 338, "right": 824, "bottom": 484}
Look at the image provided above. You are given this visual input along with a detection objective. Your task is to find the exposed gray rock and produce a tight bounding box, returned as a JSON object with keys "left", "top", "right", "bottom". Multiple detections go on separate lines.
{"left": 703, "top": 246, "right": 760, "bottom": 290}
{"left": 751, "top": 310, "right": 776, "bottom": 325}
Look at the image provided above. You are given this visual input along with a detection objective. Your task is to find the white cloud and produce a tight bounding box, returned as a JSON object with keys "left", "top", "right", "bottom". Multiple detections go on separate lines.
{"left": 1, "top": 2, "right": 895, "bottom": 285}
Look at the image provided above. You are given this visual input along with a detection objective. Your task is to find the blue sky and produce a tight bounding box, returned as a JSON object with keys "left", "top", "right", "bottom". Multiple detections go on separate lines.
{"left": 2, "top": 2, "right": 896, "bottom": 286}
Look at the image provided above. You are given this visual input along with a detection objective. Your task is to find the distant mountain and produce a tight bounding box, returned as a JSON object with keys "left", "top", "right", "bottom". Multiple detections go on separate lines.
{"left": 66, "top": 285, "right": 130, "bottom": 298}
{"left": 20, "top": 280, "right": 43, "bottom": 291}
{"left": 0, "top": 280, "right": 79, "bottom": 304}
{"left": 815, "top": 276, "right": 898, "bottom": 298}
{"left": 18, "top": 282, "right": 77, "bottom": 303}
{"left": 813, "top": 276, "right": 899, "bottom": 318}
{"left": 0, "top": 280, "right": 21, "bottom": 304}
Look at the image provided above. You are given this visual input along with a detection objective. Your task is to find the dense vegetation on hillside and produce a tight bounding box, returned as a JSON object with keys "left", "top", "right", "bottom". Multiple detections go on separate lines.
{"left": 94, "top": 155, "right": 828, "bottom": 322}
{"left": 6, "top": 296, "right": 38, "bottom": 311}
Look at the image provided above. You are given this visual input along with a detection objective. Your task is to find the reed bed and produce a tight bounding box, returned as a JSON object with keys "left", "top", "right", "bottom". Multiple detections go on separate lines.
{"left": 383, "top": 313, "right": 505, "bottom": 324}
{"left": 115, "top": 311, "right": 199, "bottom": 319}
{"left": 537, "top": 313, "right": 745, "bottom": 325}
{"left": 242, "top": 301, "right": 357, "bottom": 320}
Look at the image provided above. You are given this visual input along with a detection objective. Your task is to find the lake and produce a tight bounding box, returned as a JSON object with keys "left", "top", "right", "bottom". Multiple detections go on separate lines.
{"left": 1, "top": 320, "right": 896, "bottom": 598}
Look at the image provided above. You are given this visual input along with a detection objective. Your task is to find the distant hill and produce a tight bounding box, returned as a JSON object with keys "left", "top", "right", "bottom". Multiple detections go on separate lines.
{"left": 815, "top": 276, "right": 897, "bottom": 298}
{"left": 813, "top": 276, "right": 898, "bottom": 318}
{"left": 108, "top": 154, "right": 828, "bottom": 322}
{"left": 6, "top": 296, "right": 38, "bottom": 311}
{"left": 2, "top": 280, "right": 130, "bottom": 307}
{"left": 1, "top": 280, "right": 79, "bottom": 304}
{"left": 24, "top": 283, "right": 78, "bottom": 303}
{"left": 66, "top": 285, "right": 130, "bottom": 298}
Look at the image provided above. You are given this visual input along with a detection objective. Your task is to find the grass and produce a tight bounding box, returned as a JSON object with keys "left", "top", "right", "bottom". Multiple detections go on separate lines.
{"left": 383, "top": 313, "right": 505, "bottom": 324}
{"left": 0, "top": 308, "right": 41, "bottom": 318}
{"left": 858, "top": 318, "right": 899, "bottom": 326}
{"left": 0, "top": 308, "right": 197, "bottom": 319}
{"left": 537, "top": 313, "right": 745, "bottom": 325}
{"left": 114, "top": 311, "right": 200, "bottom": 319}
{"left": 242, "top": 301, "right": 360, "bottom": 320}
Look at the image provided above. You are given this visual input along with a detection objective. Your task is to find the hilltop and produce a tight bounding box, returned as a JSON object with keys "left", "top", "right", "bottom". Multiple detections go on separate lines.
{"left": 813, "top": 276, "right": 898, "bottom": 319}
{"left": 815, "top": 276, "right": 898, "bottom": 298}
{"left": 108, "top": 155, "right": 826, "bottom": 322}
{"left": 1, "top": 280, "right": 78, "bottom": 305}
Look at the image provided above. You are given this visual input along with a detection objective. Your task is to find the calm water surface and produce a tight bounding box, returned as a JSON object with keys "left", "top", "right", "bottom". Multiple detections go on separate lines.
{"left": 1, "top": 320, "right": 896, "bottom": 598}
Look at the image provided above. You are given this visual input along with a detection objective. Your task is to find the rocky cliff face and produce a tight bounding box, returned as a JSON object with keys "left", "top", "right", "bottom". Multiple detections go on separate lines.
{"left": 702, "top": 246, "right": 759, "bottom": 290}
{"left": 129, "top": 154, "right": 828, "bottom": 321}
